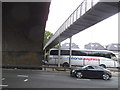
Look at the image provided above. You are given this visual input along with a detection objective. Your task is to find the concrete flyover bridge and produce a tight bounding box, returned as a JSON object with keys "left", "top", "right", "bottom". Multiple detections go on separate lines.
{"left": 2, "top": 1, "right": 51, "bottom": 68}
{"left": 44, "top": 0, "right": 120, "bottom": 51}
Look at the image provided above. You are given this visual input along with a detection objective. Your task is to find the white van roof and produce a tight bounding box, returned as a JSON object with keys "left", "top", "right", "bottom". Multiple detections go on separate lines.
{"left": 49, "top": 48, "right": 114, "bottom": 53}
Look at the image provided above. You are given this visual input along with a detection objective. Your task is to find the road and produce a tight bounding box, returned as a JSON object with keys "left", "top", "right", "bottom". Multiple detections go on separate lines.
{"left": 1, "top": 69, "right": 119, "bottom": 88}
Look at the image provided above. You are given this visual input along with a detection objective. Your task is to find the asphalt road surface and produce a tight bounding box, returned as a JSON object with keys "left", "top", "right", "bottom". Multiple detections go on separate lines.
{"left": 1, "top": 69, "right": 119, "bottom": 88}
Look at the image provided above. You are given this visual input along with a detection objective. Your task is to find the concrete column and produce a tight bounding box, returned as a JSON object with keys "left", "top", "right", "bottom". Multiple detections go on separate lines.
{"left": 44, "top": 49, "right": 46, "bottom": 64}
{"left": 58, "top": 36, "right": 61, "bottom": 67}
{"left": 69, "top": 37, "right": 72, "bottom": 68}
{"left": 0, "top": 2, "right": 1, "bottom": 52}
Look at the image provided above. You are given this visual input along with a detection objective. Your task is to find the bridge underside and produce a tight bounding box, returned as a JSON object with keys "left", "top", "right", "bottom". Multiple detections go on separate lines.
{"left": 2, "top": 2, "right": 50, "bottom": 68}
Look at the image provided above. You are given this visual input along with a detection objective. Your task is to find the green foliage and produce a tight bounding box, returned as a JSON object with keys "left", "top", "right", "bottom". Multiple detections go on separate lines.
{"left": 44, "top": 31, "right": 53, "bottom": 45}
{"left": 44, "top": 31, "right": 59, "bottom": 49}
{"left": 53, "top": 44, "right": 59, "bottom": 49}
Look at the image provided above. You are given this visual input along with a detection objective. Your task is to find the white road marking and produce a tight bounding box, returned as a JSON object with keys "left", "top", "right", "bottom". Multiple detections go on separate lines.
{"left": 77, "top": 79, "right": 91, "bottom": 81}
{"left": 0, "top": 85, "right": 8, "bottom": 87}
{"left": 17, "top": 75, "right": 29, "bottom": 82}
{"left": 24, "top": 78, "right": 28, "bottom": 82}
{"left": 2, "top": 78, "right": 5, "bottom": 81}
{"left": 17, "top": 75, "right": 28, "bottom": 78}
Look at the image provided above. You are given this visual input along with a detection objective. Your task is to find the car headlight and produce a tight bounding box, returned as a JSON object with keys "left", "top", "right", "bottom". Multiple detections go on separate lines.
{"left": 72, "top": 70, "right": 75, "bottom": 73}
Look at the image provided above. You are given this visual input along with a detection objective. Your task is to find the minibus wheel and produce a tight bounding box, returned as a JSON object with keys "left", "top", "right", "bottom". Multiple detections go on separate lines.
{"left": 99, "top": 64, "right": 106, "bottom": 68}
{"left": 63, "top": 62, "right": 69, "bottom": 67}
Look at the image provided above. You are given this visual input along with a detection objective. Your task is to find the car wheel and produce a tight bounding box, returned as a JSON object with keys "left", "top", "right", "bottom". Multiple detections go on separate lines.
{"left": 103, "top": 74, "right": 110, "bottom": 80}
{"left": 63, "top": 62, "right": 69, "bottom": 67}
{"left": 76, "top": 72, "right": 83, "bottom": 79}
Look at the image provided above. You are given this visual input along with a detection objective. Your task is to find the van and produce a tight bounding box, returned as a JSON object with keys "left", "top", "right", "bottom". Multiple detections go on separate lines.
{"left": 47, "top": 48, "right": 119, "bottom": 68}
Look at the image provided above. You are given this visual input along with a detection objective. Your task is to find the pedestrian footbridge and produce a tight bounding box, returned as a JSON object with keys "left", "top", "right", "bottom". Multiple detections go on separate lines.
{"left": 44, "top": 0, "right": 120, "bottom": 50}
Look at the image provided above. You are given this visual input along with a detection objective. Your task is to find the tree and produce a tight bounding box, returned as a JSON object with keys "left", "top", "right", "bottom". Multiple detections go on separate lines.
{"left": 44, "top": 31, "right": 53, "bottom": 46}
{"left": 44, "top": 31, "right": 59, "bottom": 49}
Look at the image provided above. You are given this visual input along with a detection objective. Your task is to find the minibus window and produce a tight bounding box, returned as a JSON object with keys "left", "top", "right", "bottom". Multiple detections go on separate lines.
{"left": 61, "top": 50, "right": 70, "bottom": 55}
{"left": 104, "top": 54, "right": 111, "bottom": 59}
{"left": 83, "top": 51, "right": 93, "bottom": 56}
{"left": 91, "top": 52, "right": 101, "bottom": 57}
{"left": 50, "top": 50, "right": 70, "bottom": 55}
{"left": 50, "top": 50, "right": 58, "bottom": 55}
{"left": 72, "top": 50, "right": 86, "bottom": 56}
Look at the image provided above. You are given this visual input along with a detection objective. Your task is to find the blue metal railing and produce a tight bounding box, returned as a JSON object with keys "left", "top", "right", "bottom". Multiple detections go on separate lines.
{"left": 44, "top": 0, "right": 99, "bottom": 49}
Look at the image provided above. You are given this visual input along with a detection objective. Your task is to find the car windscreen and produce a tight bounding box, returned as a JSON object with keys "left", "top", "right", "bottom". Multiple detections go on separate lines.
{"left": 92, "top": 66, "right": 104, "bottom": 70}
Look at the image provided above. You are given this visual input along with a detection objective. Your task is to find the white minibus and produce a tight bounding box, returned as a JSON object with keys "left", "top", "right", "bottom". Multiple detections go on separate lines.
{"left": 47, "top": 48, "right": 119, "bottom": 68}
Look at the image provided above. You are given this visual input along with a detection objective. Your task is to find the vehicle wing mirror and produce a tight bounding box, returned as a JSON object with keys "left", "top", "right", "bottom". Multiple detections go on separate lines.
{"left": 111, "top": 57, "right": 118, "bottom": 61}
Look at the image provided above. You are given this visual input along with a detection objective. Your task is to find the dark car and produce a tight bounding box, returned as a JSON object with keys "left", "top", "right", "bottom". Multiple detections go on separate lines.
{"left": 70, "top": 65, "right": 112, "bottom": 80}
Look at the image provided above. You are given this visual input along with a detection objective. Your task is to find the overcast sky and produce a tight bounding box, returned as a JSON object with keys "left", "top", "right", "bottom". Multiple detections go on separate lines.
{"left": 45, "top": 0, "right": 118, "bottom": 49}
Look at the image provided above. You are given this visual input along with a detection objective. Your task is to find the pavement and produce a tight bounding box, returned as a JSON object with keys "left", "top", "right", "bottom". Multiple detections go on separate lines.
{"left": 111, "top": 71, "right": 119, "bottom": 77}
